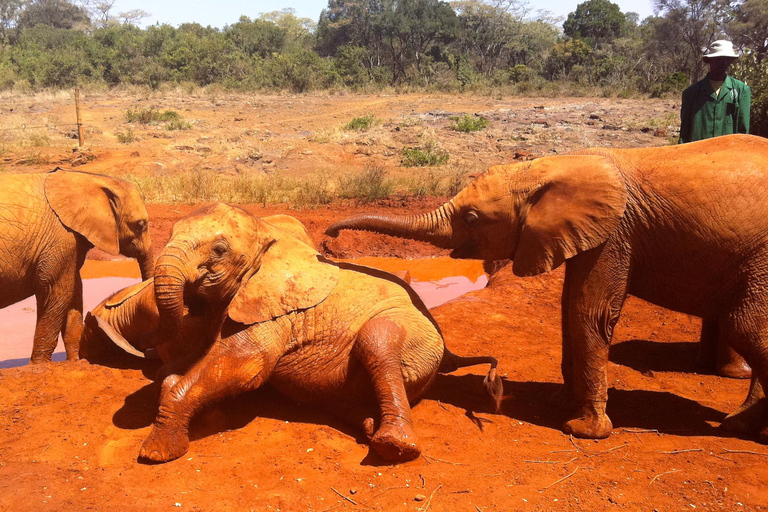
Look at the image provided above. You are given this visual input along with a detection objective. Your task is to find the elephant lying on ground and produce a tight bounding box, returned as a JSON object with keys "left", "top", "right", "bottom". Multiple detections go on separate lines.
{"left": 326, "top": 134, "right": 768, "bottom": 441}
{"left": 79, "top": 214, "right": 315, "bottom": 364}
{"left": 101, "top": 204, "right": 502, "bottom": 462}
{"left": 0, "top": 168, "right": 152, "bottom": 362}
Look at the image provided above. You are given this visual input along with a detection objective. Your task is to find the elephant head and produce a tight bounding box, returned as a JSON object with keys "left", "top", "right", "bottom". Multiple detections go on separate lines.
{"left": 153, "top": 204, "right": 338, "bottom": 346}
{"left": 326, "top": 155, "right": 628, "bottom": 276}
{"left": 45, "top": 168, "right": 153, "bottom": 280}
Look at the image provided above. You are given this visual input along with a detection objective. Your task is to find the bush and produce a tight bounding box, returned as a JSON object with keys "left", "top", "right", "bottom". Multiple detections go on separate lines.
{"left": 116, "top": 128, "right": 137, "bottom": 143}
{"left": 125, "top": 108, "right": 182, "bottom": 124}
{"left": 338, "top": 166, "right": 393, "bottom": 201}
{"left": 343, "top": 114, "right": 378, "bottom": 132}
{"left": 402, "top": 146, "right": 449, "bottom": 167}
{"left": 450, "top": 114, "right": 488, "bottom": 132}
{"left": 648, "top": 71, "right": 689, "bottom": 98}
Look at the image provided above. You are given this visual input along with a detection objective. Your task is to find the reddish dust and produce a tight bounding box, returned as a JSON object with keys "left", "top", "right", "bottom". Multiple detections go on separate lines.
{"left": 1, "top": 202, "right": 767, "bottom": 511}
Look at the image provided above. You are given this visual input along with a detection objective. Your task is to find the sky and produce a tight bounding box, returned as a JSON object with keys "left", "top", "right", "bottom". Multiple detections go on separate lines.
{"left": 108, "top": 0, "right": 656, "bottom": 29}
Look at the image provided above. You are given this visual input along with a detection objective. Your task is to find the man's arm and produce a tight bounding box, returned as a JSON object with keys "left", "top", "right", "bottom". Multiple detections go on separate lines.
{"left": 738, "top": 84, "right": 751, "bottom": 134}
{"left": 679, "top": 88, "right": 693, "bottom": 144}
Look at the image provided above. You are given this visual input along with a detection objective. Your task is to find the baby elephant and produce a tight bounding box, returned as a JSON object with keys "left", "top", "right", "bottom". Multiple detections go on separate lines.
{"left": 100, "top": 205, "right": 503, "bottom": 462}
{"left": 80, "top": 214, "right": 317, "bottom": 364}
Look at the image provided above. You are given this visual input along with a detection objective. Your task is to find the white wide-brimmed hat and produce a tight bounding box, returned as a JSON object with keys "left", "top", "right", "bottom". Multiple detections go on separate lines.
{"left": 703, "top": 40, "right": 739, "bottom": 59}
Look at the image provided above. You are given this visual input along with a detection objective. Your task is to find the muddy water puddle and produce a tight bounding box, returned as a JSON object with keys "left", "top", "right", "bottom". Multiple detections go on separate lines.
{"left": 0, "top": 257, "right": 486, "bottom": 367}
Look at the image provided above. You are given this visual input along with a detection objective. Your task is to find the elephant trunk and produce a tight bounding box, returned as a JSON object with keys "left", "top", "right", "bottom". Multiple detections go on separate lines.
{"left": 153, "top": 248, "right": 187, "bottom": 345}
{"left": 325, "top": 201, "right": 457, "bottom": 247}
{"left": 138, "top": 250, "right": 154, "bottom": 281}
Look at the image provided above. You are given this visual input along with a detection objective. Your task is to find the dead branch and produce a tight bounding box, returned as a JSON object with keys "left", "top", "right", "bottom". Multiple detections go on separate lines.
{"left": 331, "top": 487, "right": 357, "bottom": 506}
{"left": 418, "top": 484, "right": 442, "bottom": 512}
{"left": 649, "top": 469, "right": 681, "bottom": 484}
{"left": 539, "top": 467, "right": 579, "bottom": 491}
{"left": 660, "top": 449, "right": 703, "bottom": 455}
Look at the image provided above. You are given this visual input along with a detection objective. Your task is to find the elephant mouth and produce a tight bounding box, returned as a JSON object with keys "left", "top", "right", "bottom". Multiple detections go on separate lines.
{"left": 183, "top": 291, "right": 208, "bottom": 317}
{"left": 450, "top": 241, "right": 475, "bottom": 259}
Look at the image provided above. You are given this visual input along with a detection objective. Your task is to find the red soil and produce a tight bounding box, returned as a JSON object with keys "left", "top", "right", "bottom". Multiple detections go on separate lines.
{"left": 1, "top": 201, "right": 766, "bottom": 511}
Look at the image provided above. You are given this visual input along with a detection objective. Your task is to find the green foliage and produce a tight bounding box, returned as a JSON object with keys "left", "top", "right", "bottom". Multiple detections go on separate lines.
{"left": 18, "top": 0, "right": 90, "bottom": 30}
{"left": 343, "top": 114, "right": 378, "bottom": 131}
{"left": 402, "top": 146, "right": 449, "bottom": 167}
{"left": 450, "top": 114, "right": 488, "bottom": 132}
{"left": 338, "top": 165, "right": 393, "bottom": 201}
{"left": 648, "top": 71, "right": 689, "bottom": 98}
{"left": 116, "top": 128, "right": 137, "bottom": 144}
{"left": 564, "top": 0, "right": 626, "bottom": 46}
{"left": 731, "top": 51, "right": 768, "bottom": 137}
{"left": 125, "top": 107, "right": 181, "bottom": 124}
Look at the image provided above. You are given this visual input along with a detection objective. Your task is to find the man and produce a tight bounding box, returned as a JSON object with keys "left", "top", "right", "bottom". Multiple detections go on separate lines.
{"left": 679, "top": 40, "right": 751, "bottom": 144}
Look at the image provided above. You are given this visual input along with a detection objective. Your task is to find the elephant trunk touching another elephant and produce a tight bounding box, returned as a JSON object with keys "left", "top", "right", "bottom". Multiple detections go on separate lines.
{"left": 327, "top": 134, "right": 768, "bottom": 442}
{"left": 154, "top": 246, "right": 191, "bottom": 341}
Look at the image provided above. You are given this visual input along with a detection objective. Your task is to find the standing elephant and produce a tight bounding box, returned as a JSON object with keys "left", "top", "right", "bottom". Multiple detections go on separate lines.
{"left": 326, "top": 134, "right": 768, "bottom": 441}
{"left": 139, "top": 203, "right": 501, "bottom": 463}
{"left": 79, "top": 214, "right": 317, "bottom": 364}
{"left": 0, "top": 168, "right": 152, "bottom": 362}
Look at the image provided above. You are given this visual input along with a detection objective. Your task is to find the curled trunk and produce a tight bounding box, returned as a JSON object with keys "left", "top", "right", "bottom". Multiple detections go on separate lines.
{"left": 325, "top": 201, "right": 456, "bottom": 247}
{"left": 153, "top": 249, "right": 187, "bottom": 345}
{"left": 138, "top": 251, "right": 154, "bottom": 281}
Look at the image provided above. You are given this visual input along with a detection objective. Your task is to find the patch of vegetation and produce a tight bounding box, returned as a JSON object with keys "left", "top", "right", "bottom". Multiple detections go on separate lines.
{"left": 338, "top": 165, "right": 393, "bottom": 201}
{"left": 450, "top": 114, "right": 488, "bottom": 133}
{"left": 166, "top": 119, "right": 192, "bottom": 131}
{"left": 116, "top": 128, "right": 137, "bottom": 144}
{"left": 28, "top": 132, "right": 50, "bottom": 147}
{"left": 343, "top": 114, "right": 378, "bottom": 132}
{"left": 124, "top": 107, "right": 182, "bottom": 124}
{"left": 402, "top": 146, "right": 449, "bottom": 167}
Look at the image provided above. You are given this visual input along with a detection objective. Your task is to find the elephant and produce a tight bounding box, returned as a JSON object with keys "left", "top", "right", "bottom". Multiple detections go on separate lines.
{"left": 135, "top": 203, "right": 502, "bottom": 463}
{"left": 0, "top": 168, "right": 153, "bottom": 363}
{"left": 325, "top": 134, "right": 768, "bottom": 441}
{"left": 79, "top": 214, "right": 316, "bottom": 364}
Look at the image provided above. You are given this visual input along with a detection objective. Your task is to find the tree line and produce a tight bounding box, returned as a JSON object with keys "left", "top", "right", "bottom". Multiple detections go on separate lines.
{"left": 0, "top": 0, "right": 766, "bottom": 134}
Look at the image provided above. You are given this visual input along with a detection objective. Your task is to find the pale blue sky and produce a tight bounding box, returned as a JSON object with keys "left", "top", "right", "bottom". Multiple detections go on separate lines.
{"left": 109, "top": 0, "right": 655, "bottom": 29}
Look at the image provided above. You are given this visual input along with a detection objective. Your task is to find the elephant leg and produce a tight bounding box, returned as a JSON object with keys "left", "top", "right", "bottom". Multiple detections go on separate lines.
{"left": 61, "top": 271, "right": 84, "bottom": 361}
{"left": 561, "top": 248, "right": 628, "bottom": 439}
{"left": 721, "top": 377, "right": 766, "bottom": 434}
{"left": 352, "top": 316, "right": 421, "bottom": 462}
{"left": 140, "top": 339, "right": 276, "bottom": 463}
{"left": 698, "top": 318, "right": 751, "bottom": 378}
{"left": 30, "top": 276, "right": 74, "bottom": 363}
{"left": 560, "top": 272, "right": 575, "bottom": 402}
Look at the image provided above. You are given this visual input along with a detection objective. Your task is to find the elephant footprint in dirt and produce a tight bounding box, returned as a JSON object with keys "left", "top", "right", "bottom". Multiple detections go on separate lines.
{"left": 89, "top": 205, "right": 503, "bottom": 463}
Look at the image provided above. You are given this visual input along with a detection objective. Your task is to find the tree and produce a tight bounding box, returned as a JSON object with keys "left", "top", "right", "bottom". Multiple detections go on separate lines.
{"left": 0, "top": 0, "right": 27, "bottom": 44}
{"left": 653, "top": 0, "right": 734, "bottom": 80}
{"left": 563, "top": 0, "right": 627, "bottom": 46}
{"left": 728, "top": 0, "right": 768, "bottom": 61}
{"left": 17, "top": 0, "right": 90, "bottom": 30}
{"left": 117, "top": 9, "right": 149, "bottom": 27}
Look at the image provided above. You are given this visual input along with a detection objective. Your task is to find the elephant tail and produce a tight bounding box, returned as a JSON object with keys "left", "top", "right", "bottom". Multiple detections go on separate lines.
{"left": 439, "top": 349, "right": 504, "bottom": 413}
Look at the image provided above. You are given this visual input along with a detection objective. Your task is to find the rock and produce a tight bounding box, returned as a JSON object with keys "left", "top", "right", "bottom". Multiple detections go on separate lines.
{"left": 414, "top": 494, "right": 426, "bottom": 502}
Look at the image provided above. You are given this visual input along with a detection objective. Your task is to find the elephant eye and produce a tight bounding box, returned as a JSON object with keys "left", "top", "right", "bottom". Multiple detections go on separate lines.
{"left": 212, "top": 243, "right": 228, "bottom": 257}
{"left": 135, "top": 219, "right": 147, "bottom": 233}
{"left": 464, "top": 210, "right": 479, "bottom": 227}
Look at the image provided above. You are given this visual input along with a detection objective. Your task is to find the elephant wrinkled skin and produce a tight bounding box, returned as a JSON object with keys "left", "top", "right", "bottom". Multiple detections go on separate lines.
{"left": 326, "top": 134, "right": 768, "bottom": 441}
{"left": 0, "top": 168, "right": 152, "bottom": 362}
{"left": 114, "top": 204, "right": 501, "bottom": 463}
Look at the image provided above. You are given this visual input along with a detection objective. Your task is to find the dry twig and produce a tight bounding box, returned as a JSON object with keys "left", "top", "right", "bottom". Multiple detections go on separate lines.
{"left": 649, "top": 469, "right": 681, "bottom": 484}
{"left": 331, "top": 487, "right": 357, "bottom": 506}
{"left": 422, "top": 454, "right": 468, "bottom": 465}
{"left": 418, "top": 484, "right": 442, "bottom": 512}
{"left": 539, "top": 467, "right": 579, "bottom": 491}
{"left": 722, "top": 449, "right": 768, "bottom": 457}
{"left": 660, "top": 449, "right": 703, "bottom": 455}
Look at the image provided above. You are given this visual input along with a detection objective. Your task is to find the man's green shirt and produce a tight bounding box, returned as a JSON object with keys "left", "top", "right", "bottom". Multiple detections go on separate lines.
{"left": 678, "top": 75, "right": 751, "bottom": 144}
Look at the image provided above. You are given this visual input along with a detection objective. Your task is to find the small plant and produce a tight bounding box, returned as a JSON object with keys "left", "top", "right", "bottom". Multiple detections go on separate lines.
{"left": 338, "top": 165, "right": 393, "bottom": 201}
{"left": 343, "top": 114, "right": 378, "bottom": 132}
{"left": 295, "top": 174, "right": 335, "bottom": 206}
{"left": 125, "top": 107, "right": 182, "bottom": 124}
{"left": 166, "top": 119, "right": 192, "bottom": 131}
{"left": 28, "top": 132, "right": 50, "bottom": 147}
{"left": 402, "top": 147, "right": 449, "bottom": 167}
{"left": 117, "top": 128, "right": 137, "bottom": 144}
{"left": 450, "top": 114, "right": 488, "bottom": 133}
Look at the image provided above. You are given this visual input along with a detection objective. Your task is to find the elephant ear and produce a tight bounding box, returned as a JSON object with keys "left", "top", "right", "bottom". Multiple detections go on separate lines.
{"left": 105, "top": 279, "right": 154, "bottom": 308}
{"left": 44, "top": 169, "right": 121, "bottom": 255}
{"left": 512, "top": 155, "right": 627, "bottom": 277}
{"left": 228, "top": 233, "right": 340, "bottom": 325}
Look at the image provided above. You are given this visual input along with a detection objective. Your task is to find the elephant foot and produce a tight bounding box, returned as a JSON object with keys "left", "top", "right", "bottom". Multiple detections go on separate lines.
{"left": 370, "top": 422, "right": 421, "bottom": 462}
{"left": 562, "top": 406, "right": 613, "bottom": 439}
{"left": 718, "top": 360, "right": 752, "bottom": 379}
{"left": 721, "top": 399, "right": 767, "bottom": 434}
{"left": 139, "top": 425, "right": 190, "bottom": 463}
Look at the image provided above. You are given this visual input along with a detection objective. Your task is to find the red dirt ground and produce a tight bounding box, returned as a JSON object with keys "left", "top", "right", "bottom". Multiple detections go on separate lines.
{"left": 1, "top": 202, "right": 766, "bottom": 511}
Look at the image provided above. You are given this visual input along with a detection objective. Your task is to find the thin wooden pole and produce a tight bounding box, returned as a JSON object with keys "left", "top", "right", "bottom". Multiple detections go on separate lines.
{"left": 75, "top": 88, "right": 84, "bottom": 147}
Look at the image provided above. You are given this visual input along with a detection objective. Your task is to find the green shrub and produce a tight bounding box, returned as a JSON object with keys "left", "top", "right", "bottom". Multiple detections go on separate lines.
{"left": 116, "top": 128, "right": 137, "bottom": 143}
{"left": 450, "top": 114, "right": 488, "bottom": 133}
{"left": 124, "top": 107, "right": 182, "bottom": 124}
{"left": 338, "top": 166, "right": 393, "bottom": 201}
{"left": 166, "top": 119, "right": 192, "bottom": 131}
{"left": 402, "top": 147, "right": 449, "bottom": 167}
{"left": 343, "top": 114, "right": 378, "bottom": 132}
